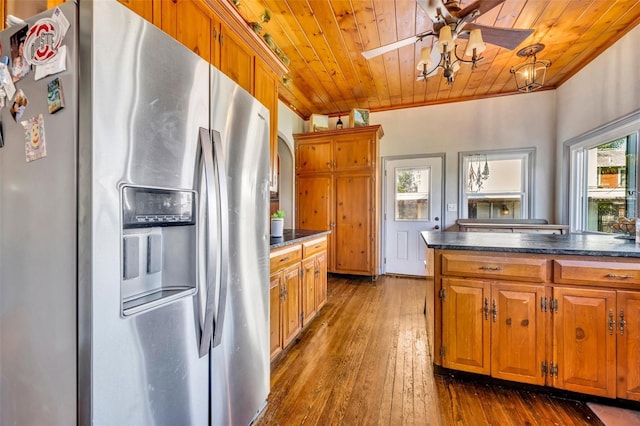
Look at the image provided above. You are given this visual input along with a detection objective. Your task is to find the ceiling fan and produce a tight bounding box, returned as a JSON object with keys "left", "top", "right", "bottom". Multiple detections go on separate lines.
{"left": 361, "top": 0, "right": 534, "bottom": 83}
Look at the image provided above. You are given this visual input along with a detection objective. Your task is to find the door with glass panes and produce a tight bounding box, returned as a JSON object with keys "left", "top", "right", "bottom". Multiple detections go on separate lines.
{"left": 384, "top": 157, "right": 443, "bottom": 276}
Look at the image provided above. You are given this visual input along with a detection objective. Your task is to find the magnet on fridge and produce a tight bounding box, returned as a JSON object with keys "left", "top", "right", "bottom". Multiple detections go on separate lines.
{"left": 47, "top": 77, "right": 64, "bottom": 113}
{"left": 21, "top": 113, "right": 46, "bottom": 162}
{"left": 9, "top": 26, "right": 31, "bottom": 83}
{"left": 10, "top": 89, "right": 27, "bottom": 122}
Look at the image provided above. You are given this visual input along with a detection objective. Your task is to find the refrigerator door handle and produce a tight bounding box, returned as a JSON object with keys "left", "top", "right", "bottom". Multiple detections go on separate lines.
{"left": 198, "top": 127, "right": 216, "bottom": 357}
{"left": 210, "top": 129, "right": 229, "bottom": 348}
{"left": 196, "top": 127, "right": 229, "bottom": 356}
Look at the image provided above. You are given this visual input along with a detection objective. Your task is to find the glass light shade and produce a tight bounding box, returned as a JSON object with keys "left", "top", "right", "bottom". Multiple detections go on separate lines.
{"left": 437, "top": 26, "right": 454, "bottom": 53}
{"left": 464, "top": 29, "right": 486, "bottom": 57}
{"left": 511, "top": 58, "right": 550, "bottom": 93}
{"left": 417, "top": 47, "right": 433, "bottom": 70}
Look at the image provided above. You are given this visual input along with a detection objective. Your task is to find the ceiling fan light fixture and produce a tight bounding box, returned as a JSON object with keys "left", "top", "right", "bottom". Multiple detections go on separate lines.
{"left": 464, "top": 29, "right": 486, "bottom": 57}
{"left": 510, "top": 43, "right": 551, "bottom": 93}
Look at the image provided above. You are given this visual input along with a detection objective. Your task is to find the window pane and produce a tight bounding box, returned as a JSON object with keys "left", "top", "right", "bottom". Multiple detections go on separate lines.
{"left": 467, "top": 197, "right": 522, "bottom": 219}
{"left": 395, "top": 167, "right": 430, "bottom": 220}
{"left": 586, "top": 137, "right": 637, "bottom": 233}
{"left": 465, "top": 158, "right": 522, "bottom": 193}
{"left": 460, "top": 150, "right": 532, "bottom": 219}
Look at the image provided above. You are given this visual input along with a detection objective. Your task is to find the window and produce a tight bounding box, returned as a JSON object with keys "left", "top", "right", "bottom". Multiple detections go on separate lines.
{"left": 570, "top": 134, "right": 638, "bottom": 233}
{"left": 395, "top": 167, "right": 430, "bottom": 220}
{"left": 459, "top": 149, "right": 534, "bottom": 219}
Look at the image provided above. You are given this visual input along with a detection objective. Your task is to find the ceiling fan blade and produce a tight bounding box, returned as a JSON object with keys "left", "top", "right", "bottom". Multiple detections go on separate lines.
{"left": 417, "top": 0, "right": 453, "bottom": 23}
{"left": 457, "top": 0, "right": 506, "bottom": 21}
{"left": 463, "top": 23, "right": 533, "bottom": 50}
{"left": 362, "top": 31, "right": 435, "bottom": 59}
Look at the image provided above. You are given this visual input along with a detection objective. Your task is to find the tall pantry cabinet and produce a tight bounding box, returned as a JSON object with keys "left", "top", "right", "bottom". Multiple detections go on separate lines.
{"left": 294, "top": 125, "right": 384, "bottom": 277}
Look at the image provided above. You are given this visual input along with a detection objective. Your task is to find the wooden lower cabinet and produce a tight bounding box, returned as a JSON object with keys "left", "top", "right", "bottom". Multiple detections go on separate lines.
{"left": 617, "top": 291, "right": 640, "bottom": 401}
{"left": 270, "top": 236, "right": 328, "bottom": 360}
{"left": 553, "top": 286, "right": 617, "bottom": 398}
{"left": 441, "top": 277, "right": 545, "bottom": 385}
{"left": 434, "top": 249, "right": 640, "bottom": 402}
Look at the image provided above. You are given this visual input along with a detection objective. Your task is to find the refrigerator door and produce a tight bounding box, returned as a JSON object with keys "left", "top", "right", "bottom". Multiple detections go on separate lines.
{"left": 0, "top": 3, "right": 78, "bottom": 424}
{"left": 209, "top": 67, "right": 271, "bottom": 426}
{"left": 79, "top": 2, "right": 209, "bottom": 424}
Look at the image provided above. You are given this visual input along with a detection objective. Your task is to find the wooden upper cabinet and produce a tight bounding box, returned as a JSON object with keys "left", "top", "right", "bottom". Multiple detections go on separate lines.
{"left": 219, "top": 22, "right": 254, "bottom": 93}
{"left": 254, "top": 59, "right": 279, "bottom": 188}
{"left": 553, "top": 286, "right": 617, "bottom": 398}
{"left": 296, "top": 140, "right": 333, "bottom": 174}
{"left": 118, "top": 0, "right": 154, "bottom": 22}
{"left": 156, "top": 0, "right": 177, "bottom": 38}
{"left": 334, "top": 136, "right": 375, "bottom": 171}
{"left": 175, "top": 0, "right": 212, "bottom": 63}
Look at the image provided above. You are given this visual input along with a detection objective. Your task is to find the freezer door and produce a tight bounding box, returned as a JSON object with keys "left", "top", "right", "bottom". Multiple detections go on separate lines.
{"left": 80, "top": 2, "right": 210, "bottom": 424}
{"left": 0, "top": 3, "right": 78, "bottom": 425}
{"left": 209, "top": 67, "right": 271, "bottom": 426}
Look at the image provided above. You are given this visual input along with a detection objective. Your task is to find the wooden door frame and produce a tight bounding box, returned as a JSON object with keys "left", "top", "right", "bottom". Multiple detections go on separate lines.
{"left": 381, "top": 153, "right": 446, "bottom": 276}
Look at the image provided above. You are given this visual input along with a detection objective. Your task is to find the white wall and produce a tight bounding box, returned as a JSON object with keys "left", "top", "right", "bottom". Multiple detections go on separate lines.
{"left": 556, "top": 25, "right": 640, "bottom": 222}
{"left": 277, "top": 101, "right": 305, "bottom": 225}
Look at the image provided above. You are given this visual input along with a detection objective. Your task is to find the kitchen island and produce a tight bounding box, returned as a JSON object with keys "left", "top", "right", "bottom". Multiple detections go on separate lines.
{"left": 269, "top": 229, "right": 330, "bottom": 361}
{"left": 421, "top": 231, "right": 640, "bottom": 402}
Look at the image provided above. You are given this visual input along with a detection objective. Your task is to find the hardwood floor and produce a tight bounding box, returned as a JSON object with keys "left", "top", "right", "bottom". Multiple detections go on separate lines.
{"left": 256, "top": 275, "right": 604, "bottom": 426}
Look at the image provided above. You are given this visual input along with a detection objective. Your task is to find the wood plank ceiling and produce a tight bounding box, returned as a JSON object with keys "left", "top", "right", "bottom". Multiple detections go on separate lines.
{"left": 232, "top": 0, "right": 640, "bottom": 119}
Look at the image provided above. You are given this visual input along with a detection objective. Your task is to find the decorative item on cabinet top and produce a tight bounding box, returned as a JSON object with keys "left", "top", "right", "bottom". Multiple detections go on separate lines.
{"left": 350, "top": 108, "right": 369, "bottom": 127}
{"left": 309, "top": 114, "right": 329, "bottom": 132}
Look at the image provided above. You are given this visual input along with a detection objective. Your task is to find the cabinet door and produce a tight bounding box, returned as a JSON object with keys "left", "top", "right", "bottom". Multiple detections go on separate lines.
{"left": 315, "top": 251, "right": 328, "bottom": 310}
{"left": 442, "top": 277, "right": 490, "bottom": 375}
{"left": 296, "top": 174, "right": 332, "bottom": 230}
{"left": 254, "top": 59, "right": 279, "bottom": 189}
{"left": 617, "top": 290, "right": 640, "bottom": 401}
{"left": 334, "top": 174, "right": 373, "bottom": 275}
{"left": 118, "top": 0, "right": 154, "bottom": 22}
{"left": 491, "top": 283, "right": 545, "bottom": 385}
{"left": 282, "top": 263, "right": 301, "bottom": 348}
{"left": 175, "top": 0, "right": 211, "bottom": 62}
{"left": 553, "top": 287, "right": 617, "bottom": 398}
{"left": 334, "top": 136, "right": 375, "bottom": 171}
{"left": 296, "top": 141, "right": 333, "bottom": 174}
{"left": 269, "top": 271, "right": 283, "bottom": 360}
{"left": 220, "top": 23, "right": 254, "bottom": 93}
{"left": 301, "top": 257, "right": 317, "bottom": 326}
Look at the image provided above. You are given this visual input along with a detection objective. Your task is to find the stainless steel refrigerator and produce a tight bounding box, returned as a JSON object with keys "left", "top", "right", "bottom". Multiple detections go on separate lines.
{"left": 0, "top": 1, "right": 270, "bottom": 425}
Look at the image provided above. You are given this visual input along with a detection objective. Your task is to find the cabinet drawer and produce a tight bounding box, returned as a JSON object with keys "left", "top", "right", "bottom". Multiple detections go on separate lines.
{"left": 441, "top": 253, "right": 550, "bottom": 282}
{"left": 270, "top": 244, "right": 302, "bottom": 273}
{"left": 554, "top": 259, "right": 640, "bottom": 286}
{"left": 303, "top": 237, "right": 327, "bottom": 258}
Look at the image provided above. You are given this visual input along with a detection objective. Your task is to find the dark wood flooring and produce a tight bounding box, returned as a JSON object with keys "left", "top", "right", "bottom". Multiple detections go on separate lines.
{"left": 255, "top": 275, "right": 604, "bottom": 425}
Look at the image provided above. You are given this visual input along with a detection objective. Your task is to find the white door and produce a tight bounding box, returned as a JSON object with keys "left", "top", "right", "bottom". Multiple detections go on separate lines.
{"left": 384, "top": 157, "right": 443, "bottom": 276}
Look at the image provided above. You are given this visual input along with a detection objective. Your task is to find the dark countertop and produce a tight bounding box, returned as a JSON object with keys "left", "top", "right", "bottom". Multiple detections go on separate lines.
{"left": 270, "top": 229, "right": 331, "bottom": 250}
{"left": 421, "top": 231, "right": 640, "bottom": 258}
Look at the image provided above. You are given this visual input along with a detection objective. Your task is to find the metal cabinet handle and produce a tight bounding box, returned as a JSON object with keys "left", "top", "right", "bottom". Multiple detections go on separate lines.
{"left": 609, "top": 309, "right": 616, "bottom": 335}
{"left": 606, "top": 273, "right": 633, "bottom": 279}
{"left": 620, "top": 310, "right": 627, "bottom": 335}
{"left": 484, "top": 297, "right": 490, "bottom": 320}
{"left": 492, "top": 299, "right": 497, "bottom": 323}
{"left": 480, "top": 266, "right": 503, "bottom": 271}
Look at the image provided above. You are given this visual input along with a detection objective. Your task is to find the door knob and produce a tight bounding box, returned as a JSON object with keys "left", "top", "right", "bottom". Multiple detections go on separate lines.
{"left": 434, "top": 225, "right": 440, "bottom": 230}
